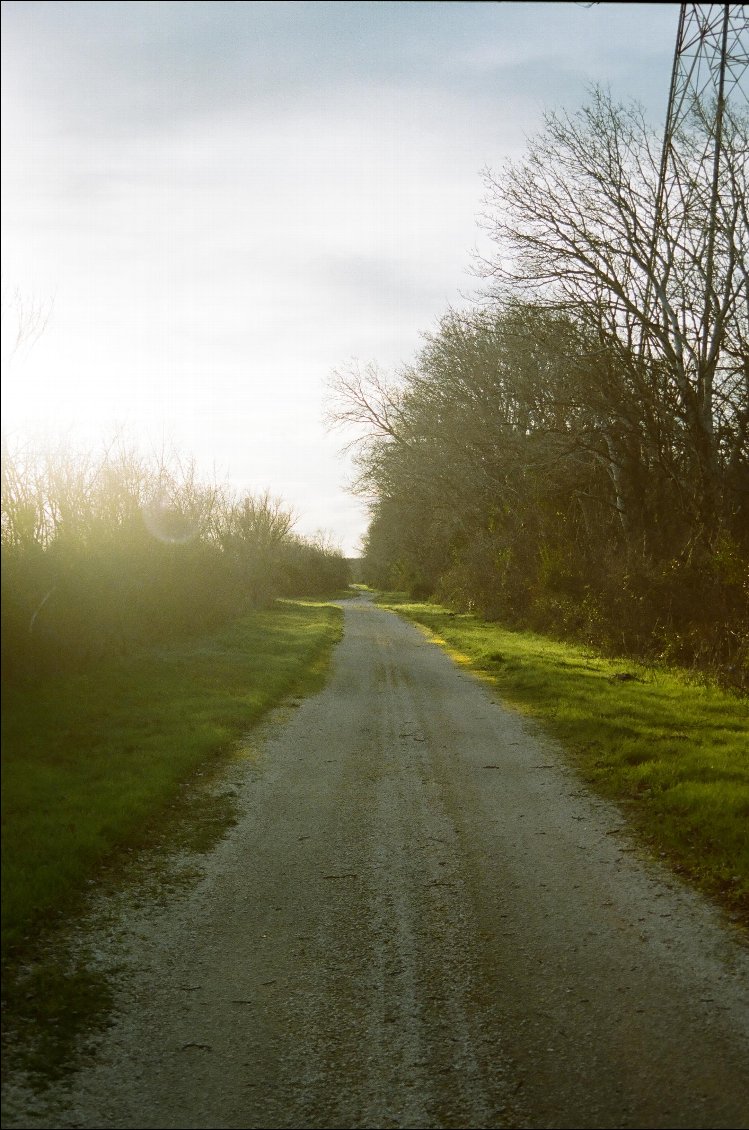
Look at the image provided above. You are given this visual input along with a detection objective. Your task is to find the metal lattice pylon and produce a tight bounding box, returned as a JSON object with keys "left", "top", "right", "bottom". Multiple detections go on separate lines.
{"left": 646, "top": 4, "right": 749, "bottom": 368}
{"left": 663, "top": 3, "right": 748, "bottom": 129}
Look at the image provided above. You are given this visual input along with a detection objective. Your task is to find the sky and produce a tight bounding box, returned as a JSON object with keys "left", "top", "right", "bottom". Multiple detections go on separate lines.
{"left": 1, "top": 1, "right": 680, "bottom": 554}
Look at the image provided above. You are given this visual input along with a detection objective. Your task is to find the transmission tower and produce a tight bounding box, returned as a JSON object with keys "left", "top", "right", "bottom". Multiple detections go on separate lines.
{"left": 647, "top": 4, "right": 749, "bottom": 366}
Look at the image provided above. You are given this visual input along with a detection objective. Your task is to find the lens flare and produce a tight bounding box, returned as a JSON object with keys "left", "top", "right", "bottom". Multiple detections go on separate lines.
{"left": 141, "top": 498, "right": 198, "bottom": 545}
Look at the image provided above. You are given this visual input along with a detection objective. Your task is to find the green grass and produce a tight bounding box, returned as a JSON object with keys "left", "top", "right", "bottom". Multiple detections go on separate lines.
{"left": 377, "top": 593, "right": 749, "bottom": 926}
{"left": 1, "top": 598, "right": 343, "bottom": 958}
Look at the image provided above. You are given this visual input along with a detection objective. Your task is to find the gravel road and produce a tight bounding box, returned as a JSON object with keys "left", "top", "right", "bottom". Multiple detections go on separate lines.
{"left": 4, "top": 594, "right": 749, "bottom": 1129}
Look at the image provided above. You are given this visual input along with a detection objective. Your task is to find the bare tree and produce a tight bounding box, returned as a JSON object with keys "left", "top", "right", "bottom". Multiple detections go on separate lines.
{"left": 1, "top": 284, "right": 53, "bottom": 365}
{"left": 478, "top": 87, "right": 748, "bottom": 539}
{"left": 326, "top": 362, "right": 409, "bottom": 453}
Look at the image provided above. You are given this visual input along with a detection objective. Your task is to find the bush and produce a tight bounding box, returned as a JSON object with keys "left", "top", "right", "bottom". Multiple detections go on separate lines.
{"left": 1, "top": 441, "right": 348, "bottom": 686}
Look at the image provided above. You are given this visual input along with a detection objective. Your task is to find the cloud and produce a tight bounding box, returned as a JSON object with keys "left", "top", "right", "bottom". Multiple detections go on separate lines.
{"left": 2, "top": 2, "right": 678, "bottom": 144}
{"left": 1, "top": 0, "right": 681, "bottom": 555}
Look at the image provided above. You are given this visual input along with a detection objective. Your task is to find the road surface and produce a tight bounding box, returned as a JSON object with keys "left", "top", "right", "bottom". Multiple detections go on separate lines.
{"left": 4, "top": 595, "right": 749, "bottom": 1129}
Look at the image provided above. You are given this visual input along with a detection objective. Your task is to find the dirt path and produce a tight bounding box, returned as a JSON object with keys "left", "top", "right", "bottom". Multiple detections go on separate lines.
{"left": 4, "top": 595, "right": 749, "bottom": 1129}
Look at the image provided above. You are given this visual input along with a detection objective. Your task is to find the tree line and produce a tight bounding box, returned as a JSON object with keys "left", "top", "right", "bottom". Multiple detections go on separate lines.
{"left": 330, "top": 89, "right": 748, "bottom": 680}
{"left": 1, "top": 440, "right": 350, "bottom": 684}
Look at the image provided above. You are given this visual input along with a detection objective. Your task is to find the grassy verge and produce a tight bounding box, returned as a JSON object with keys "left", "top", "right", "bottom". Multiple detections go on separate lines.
{"left": 377, "top": 593, "right": 749, "bottom": 927}
{"left": 2, "top": 598, "right": 343, "bottom": 958}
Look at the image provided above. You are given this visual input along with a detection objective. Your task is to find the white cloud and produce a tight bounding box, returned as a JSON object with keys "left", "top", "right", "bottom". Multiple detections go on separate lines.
{"left": 1, "top": 1, "right": 679, "bottom": 555}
